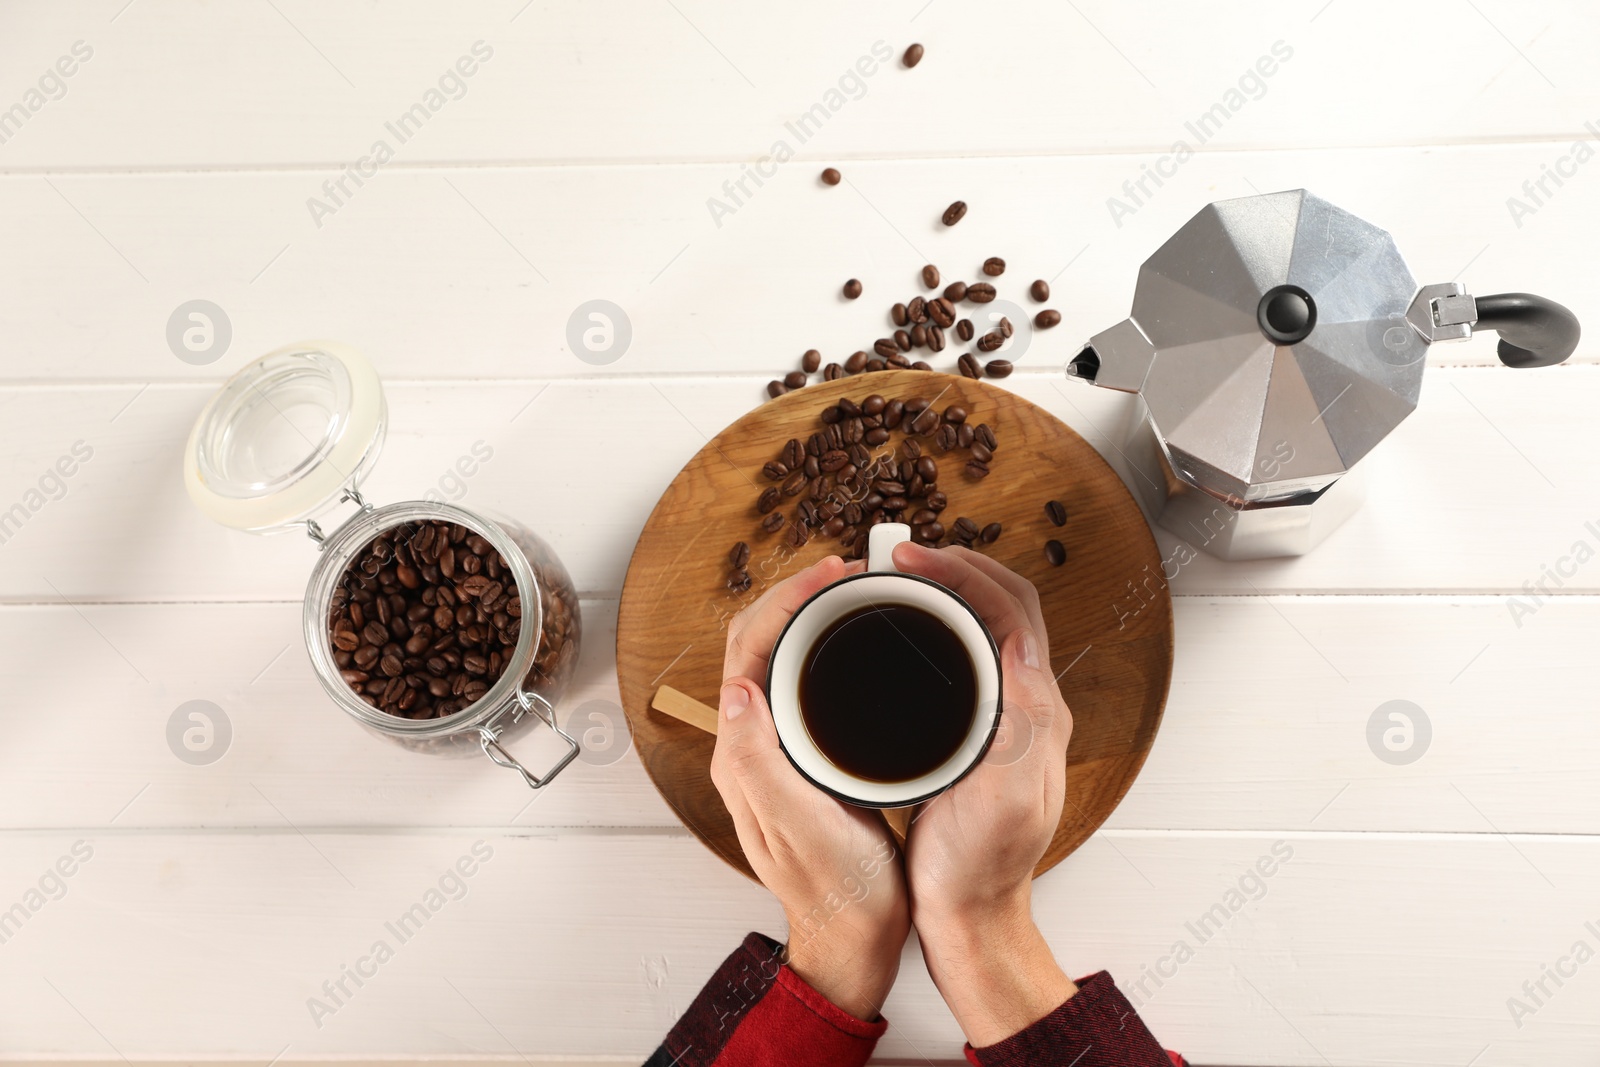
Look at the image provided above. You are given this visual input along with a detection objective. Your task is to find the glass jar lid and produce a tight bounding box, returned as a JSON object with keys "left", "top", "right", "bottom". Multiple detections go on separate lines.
{"left": 183, "top": 340, "right": 387, "bottom": 532}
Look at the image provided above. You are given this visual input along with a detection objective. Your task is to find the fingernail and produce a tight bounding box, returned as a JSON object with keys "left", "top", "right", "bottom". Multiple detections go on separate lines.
{"left": 1017, "top": 629, "right": 1041, "bottom": 671}
{"left": 721, "top": 683, "right": 750, "bottom": 720}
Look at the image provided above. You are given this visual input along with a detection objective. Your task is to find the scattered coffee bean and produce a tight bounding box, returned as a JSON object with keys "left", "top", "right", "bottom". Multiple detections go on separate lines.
{"left": 910, "top": 323, "right": 929, "bottom": 348}
{"left": 958, "top": 353, "right": 981, "bottom": 379}
{"left": 921, "top": 264, "right": 941, "bottom": 289}
{"left": 966, "top": 282, "right": 996, "bottom": 303}
{"left": 802, "top": 349, "right": 821, "bottom": 373}
{"left": 1030, "top": 279, "right": 1050, "bottom": 302}
{"left": 956, "top": 318, "right": 975, "bottom": 342}
{"left": 843, "top": 278, "right": 862, "bottom": 299}
{"left": 970, "top": 441, "right": 994, "bottom": 464}
{"left": 981, "top": 522, "right": 1002, "bottom": 544}
{"left": 928, "top": 298, "right": 956, "bottom": 328}
{"left": 957, "top": 422, "right": 975, "bottom": 448}
{"left": 982, "top": 257, "right": 1006, "bottom": 277}
{"left": 944, "top": 281, "right": 967, "bottom": 302}
{"left": 966, "top": 459, "right": 990, "bottom": 479}
{"left": 976, "top": 331, "right": 1005, "bottom": 353}
{"left": 821, "top": 167, "right": 841, "bottom": 186}
{"left": 984, "top": 359, "right": 1014, "bottom": 378}
{"left": 757, "top": 487, "right": 781, "bottom": 513}
{"left": 975, "top": 423, "right": 997, "bottom": 450}
{"left": 927, "top": 324, "right": 945, "bottom": 352}
{"left": 761, "top": 510, "right": 786, "bottom": 533}
{"left": 944, "top": 405, "right": 967, "bottom": 424}
{"left": 862, "top": 394, "right": 886, "bottom": 415}
{"left": 866, "top": 358, "right": 887, "bottom": 372}
{"left": 999, "top": 316, "right": 1014, "bottom": 338}
{"left": 1034, "top": 309, "right": 1062, "bottom": 329}
{"left": 1044, "top": 539, "right": 1067, "bottom": 566}
{"left": 788, "top": 521, "right": 810, "bottom": 548}
{"left": 763, "top": 461, "right": 787, "bottom": 480}
{"left": 934, "top": 423, "right": 958, "bottom": 451}
{"left": 1045, "top": 499, "right": 1068, "bottom": 526}
{"left": 894, "top": 329, "right": 912, "bottom": 351}
{"left": 942, "top": 200, "right": 967, "bottom": 226}
{"left": 903, "top": 42, "right": 924, "bottom": 67}
{"left": 782, "top": 439, "right": 803, "bottom": 469}
{"left": 767, "top": 380, "right": 787, "bottom": 398}
{"left": 784, "top": 370, "right": 808, "bottom": 389}
{"left": 892, "top": 302, "right": 909, "bottom": 327}
{"left": 845, "top": 350, "right": 868, "bottom": 373}
{"left": 873, "top": 338, "right": 898, "bottom": 359}
{"left": 824, "top": 362, "right": 843, "bottom": 381}
{"left": 905, "top": 296, "right": 926, "bottom": 324}
{"left": 728, "top": 569, "right": 752, "bottom": 593}
{"left": 730, "top": 540, "right": 750, "bottom": 568}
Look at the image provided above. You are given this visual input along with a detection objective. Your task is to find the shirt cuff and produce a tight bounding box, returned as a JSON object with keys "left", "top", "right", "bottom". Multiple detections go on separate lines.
{"left": 964, "top": 971, "right": 1176, "bottom": 1067}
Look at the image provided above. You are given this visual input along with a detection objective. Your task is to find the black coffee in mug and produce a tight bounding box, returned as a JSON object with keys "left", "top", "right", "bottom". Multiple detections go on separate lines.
{"left": 799, "top": 603, "right": 978, "bottom": 783}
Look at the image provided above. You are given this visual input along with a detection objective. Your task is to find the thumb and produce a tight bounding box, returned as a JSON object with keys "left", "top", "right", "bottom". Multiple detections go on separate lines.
{"left": 988, "top": 628, "right": 1071, "bottom": 765}
{"left": 715, "top": 677, "right": 786, "bottom": 780}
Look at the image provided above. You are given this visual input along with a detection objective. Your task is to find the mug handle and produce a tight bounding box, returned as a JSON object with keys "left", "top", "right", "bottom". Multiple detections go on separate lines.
{"left": 867, "top": 522, "right": 911, "bottom": 573}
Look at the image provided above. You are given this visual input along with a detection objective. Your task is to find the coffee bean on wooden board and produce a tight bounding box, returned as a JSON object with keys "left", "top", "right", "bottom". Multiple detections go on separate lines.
{"left": 728, "top": 569, "right": 752, "bottom": 593}
{"left": 958, "top": 353, "right": 981, "bottom": 379}
{"left": 981, "top": 522, "right": 1002, "bottom": 544}
{"left": 802, "top": 349, "right": 821, "bottom": 373}
{"left": 1045, "top": 499, "right": 1068, "bottom": 526}
{"left": 1044, "top": 539, "right": 1067, "bottom": 566}
{"left": 975, "top": 423, "right": 997, "bottom": 450}
{"left": 903, "top": 42, "right": 924, "bottom": 67}
{"left": 1034, "top": 309, "right": 1062, "bottom": 329}
{"left": 942, "top": 200, "right": 967, "bottom": 226}
{"left": 821, "top": 167, "right": 841, "bottom": 185}
{"left": 762, "top": 510, "right": 786, "bottom": 533}
{"left": 728, "top": 541, "right": 751, "bottom": 568}
{"left": 1030, "top": 279, "right": 1050, "bottom": 302}
{"left": 984, "top": 359, "right": 1014, "bottom": 379}
{"left": 921, "top": 264, "right": 941, "bottom": 288}
{"left": 843, "top": 278, "right": 862, "bottom": 299}
{"left": 966, "top": 459, "right": 991, "bottom": 479}
{"left": 982, "top": 257, "right": 1005, "bottom": 276}
{"left": 966, "top": 282, "right": 996, "bottom": 303}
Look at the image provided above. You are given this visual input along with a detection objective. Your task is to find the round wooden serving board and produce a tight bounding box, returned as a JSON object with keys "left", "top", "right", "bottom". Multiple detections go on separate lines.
{"left": 616, "top": 370, "right": 1173, "bottom": 882}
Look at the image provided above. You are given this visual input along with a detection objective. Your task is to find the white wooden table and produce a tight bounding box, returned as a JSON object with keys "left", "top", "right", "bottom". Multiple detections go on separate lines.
{"left": 3, "top": 2, "right": 1598, "bottom": 1063}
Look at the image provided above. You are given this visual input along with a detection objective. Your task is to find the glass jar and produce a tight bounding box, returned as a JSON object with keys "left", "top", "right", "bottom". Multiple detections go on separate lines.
{"left": 183, "top": 340, "right": 582, "bottom": 790}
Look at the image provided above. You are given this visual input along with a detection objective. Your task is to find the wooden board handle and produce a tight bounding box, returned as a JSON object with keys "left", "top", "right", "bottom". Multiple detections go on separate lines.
{"left": 651, "top": 685, "right": 911, "bottom": 844}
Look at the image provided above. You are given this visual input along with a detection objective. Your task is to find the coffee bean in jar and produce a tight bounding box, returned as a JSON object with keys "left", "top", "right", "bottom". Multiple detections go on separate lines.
{"left": 326, "top": 519, "right": 577, "bottom": 720}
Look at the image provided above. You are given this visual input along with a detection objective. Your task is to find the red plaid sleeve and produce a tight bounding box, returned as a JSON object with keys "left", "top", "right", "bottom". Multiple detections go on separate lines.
{"left": 644, "top": 932, "right": 885, "bottom": 1067}
{"left": 963, "top": 971, "right": 1183, "bottom": 1067}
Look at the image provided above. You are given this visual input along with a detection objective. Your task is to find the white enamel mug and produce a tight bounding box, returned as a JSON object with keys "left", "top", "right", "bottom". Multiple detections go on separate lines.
{"left": 765, "top": 523, "right": 1004, "bottom": 808}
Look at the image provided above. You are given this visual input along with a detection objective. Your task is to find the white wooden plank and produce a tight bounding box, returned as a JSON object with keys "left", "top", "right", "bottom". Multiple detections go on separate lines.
{"left": 2, "top": 143, "right": 1597, "bottom": 384}
{"left": 2, "top": 596, "right": 1594, "bottom": 836}
{"left": 0, "top": 830, "right": 1595, "bottom": 1064}
{"left": 2, "top": 0, "right": 1597, "bottom": 171}
{"left": 0, "top": 368, "right": 1595, "bottom": 603}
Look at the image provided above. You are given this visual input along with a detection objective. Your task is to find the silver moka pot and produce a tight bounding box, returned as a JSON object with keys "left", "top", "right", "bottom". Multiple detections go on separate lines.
{"left": 1069, "top": 189, "right": 1580, "bottom": 560}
